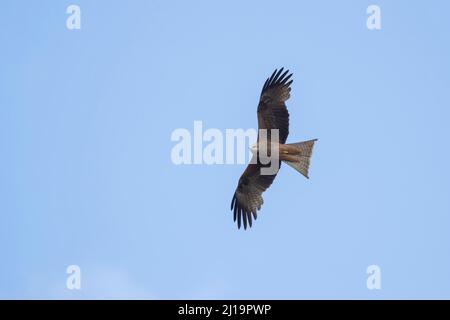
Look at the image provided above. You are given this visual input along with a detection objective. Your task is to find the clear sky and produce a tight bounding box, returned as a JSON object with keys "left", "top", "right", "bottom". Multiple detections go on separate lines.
{"left": 1, "top": 0, "right": 450, "bottom": 299}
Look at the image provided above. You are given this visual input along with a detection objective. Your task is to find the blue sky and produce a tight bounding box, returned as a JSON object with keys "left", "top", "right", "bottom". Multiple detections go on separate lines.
{"left": 1, "top": 0, "right": 450, "bottom": 299}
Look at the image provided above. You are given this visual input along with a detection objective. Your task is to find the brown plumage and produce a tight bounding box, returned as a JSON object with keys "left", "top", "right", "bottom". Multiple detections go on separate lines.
{"left": 230, "top": 68, "right": 317, "bottom": 230}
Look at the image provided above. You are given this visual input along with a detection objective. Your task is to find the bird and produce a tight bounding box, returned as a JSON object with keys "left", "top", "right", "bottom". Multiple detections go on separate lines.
{"left": 230, "top": 68, "right": 317, "bottom": 230}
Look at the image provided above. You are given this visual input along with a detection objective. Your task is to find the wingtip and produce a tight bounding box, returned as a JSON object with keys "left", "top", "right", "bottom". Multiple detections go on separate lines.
{"left": 230, "top": 194, "right": 236, "bottom": 210}
{"left": 263, "top": 67, "right": 293, "bottom": 91}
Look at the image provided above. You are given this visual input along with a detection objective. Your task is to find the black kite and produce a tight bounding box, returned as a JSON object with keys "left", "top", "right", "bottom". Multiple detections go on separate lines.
{"left": 230, "top": 68, "right": 317, "bottom": 229}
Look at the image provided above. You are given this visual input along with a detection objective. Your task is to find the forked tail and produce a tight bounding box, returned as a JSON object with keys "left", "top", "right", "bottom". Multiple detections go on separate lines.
{"left": 282, "top": 139, "right": 317, "bottom": 178}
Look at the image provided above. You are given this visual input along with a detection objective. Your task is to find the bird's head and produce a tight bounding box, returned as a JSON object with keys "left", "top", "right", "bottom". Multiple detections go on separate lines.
{"left": 249, "top": 143, "right": 258, "bottom": 154}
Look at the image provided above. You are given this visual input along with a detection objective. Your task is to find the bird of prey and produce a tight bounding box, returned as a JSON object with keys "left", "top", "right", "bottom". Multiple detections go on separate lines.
{"left": 230, "top": 68, "right": 317, "bottom": 229}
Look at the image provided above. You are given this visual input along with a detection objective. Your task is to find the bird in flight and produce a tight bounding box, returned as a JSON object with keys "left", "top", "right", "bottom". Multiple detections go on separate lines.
{"left": 230, "top": 68, "right": 317, "bottom": 230}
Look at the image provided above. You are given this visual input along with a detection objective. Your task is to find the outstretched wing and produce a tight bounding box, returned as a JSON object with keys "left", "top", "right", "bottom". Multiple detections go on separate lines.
{"left": 257, "top": 68, "right": 293, "bottom": 144}
{"left": 230, "top": 159, "right": 279, "bottom": 229}
{"left": 230, "top": 68, "right": 293, "bottom": 229}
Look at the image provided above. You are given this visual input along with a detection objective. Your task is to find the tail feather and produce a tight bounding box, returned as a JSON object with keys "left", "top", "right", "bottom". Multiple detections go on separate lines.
{"left": 283, "top": 139, "right": 317, "bottom": 178}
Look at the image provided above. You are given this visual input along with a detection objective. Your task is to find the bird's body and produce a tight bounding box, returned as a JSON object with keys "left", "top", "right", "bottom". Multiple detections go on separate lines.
{"left": 230, "top": 68, "right": 317, "bottom": 229}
